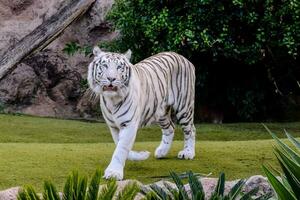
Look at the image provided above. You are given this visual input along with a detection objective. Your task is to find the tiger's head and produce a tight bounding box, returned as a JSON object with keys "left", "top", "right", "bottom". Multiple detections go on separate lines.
{"left": 88, "top": 46, "right": 132, "bottom": 98}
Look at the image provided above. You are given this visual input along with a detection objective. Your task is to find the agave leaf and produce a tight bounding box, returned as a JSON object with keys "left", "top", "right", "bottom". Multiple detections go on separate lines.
{"left": 26, "top": 186, "right": 41, "bottom": 200}
{"left": 169, "top": 171, "right": 189, "bottom": 200}
{"left": 71, "top": 171, "right": 79, "bottom": 199}
{"left": 274, "top": 148, "right": 300, "bottom": 183}
{"left": 263, "top": 124, "right": 300, "bottom": 164}
{"left": 117, "top": 182, "right": 140, "bottom": 200}
{"left": 43, "top": 181, "right": 60, "bottom": 200}
{"left": 262, "top": 165, "right": 296, "bottom": 200}
{"left": 87, "top": 169, "right": 102, "bottom": 200}
{"left": 284, "top": 130, "right": 300, "bottom": 150}
{"left": 213, "top": 172, "right": 225, "bottom": 197}
{"left": 163, "top": 181, "right": 180, "bottom": 199}
{"left": 17, "top": 189, "right": 28, "bottom": 200}
{"left": 274, "top": 150, "right": 300, "bottom": 197}
{"left": 77, "top": 175, "right": 88, "bottom": 200}
{"left": 18, "top": 186, "right": 41, "bottom": 200}
{"left": 141, "top": 191, "right": 162, "bottom": 200}
{"left": 63, "top": 173, "right": 73, "bottom": 200}
{"left": 187, "top": 171, "right": 204, "bottom": 200}
{"left": 225, "top": 179, "right": 245, "bottom": 199}
{"left": 98, "top": 179, "right": 117, "bottom": 200}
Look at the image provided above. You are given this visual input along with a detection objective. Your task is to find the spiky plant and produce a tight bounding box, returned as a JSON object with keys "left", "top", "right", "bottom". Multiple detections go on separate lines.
{"left": 263, "top": 125, "right": 300, "bottom": 200}
{"left": 17, "top": 169, "right": 139, "bottom": 200}
{"left": 142, "top": 171, "right": 263, "bottom": 200}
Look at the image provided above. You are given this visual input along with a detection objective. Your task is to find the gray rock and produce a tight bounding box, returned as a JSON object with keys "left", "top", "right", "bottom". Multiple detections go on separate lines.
{"left": 0, "top": 0, "right": 116, "bottom": 119}
{"left": 243, "top": 175, "right": 275, "bottom": 199}
{"left": 0, "top": 187, "right": 20, "bottom": 200}
{"left": 0, "top": 50, "right": 87, "bottom": 118}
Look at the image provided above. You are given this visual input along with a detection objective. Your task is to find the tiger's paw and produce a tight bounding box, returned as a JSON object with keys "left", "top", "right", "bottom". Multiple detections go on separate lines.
{"left": 177, "top": 149, "right": 195, "bottom": 160}
{"left": 155, "top": 145, "right": 171, "bottom": 158}
{"left": 103, "top": 165, "right": 123, "bottom": 180}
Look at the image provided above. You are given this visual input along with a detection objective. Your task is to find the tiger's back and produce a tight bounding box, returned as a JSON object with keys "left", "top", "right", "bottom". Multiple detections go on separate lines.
{"left": 133, "top": 52, "right": 195, "bottom": 127}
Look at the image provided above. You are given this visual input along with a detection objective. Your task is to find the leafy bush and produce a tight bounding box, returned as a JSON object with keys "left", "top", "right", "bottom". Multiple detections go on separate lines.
{"left": 263, "top": 125, "right": 300, "bottom": 200}
{"left": 103, "top": 0, "right": 300, "bottom": 121}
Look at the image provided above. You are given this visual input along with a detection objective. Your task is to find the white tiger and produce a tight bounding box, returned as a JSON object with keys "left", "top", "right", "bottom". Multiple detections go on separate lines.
{"left": 88, "top": 46, "right": 196, "bottom": 180}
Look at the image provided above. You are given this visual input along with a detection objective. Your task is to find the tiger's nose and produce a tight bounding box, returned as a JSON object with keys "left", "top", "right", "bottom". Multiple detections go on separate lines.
{"left": 107, "top": 77, "right": 116, "bottom": 82}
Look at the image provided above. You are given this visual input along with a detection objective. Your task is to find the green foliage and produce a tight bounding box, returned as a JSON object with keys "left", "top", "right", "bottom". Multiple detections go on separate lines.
{"left": 63, "top": 42, "right": 92, "bottom": 57}
{"left": 143, "top": 171, "right": 264, "bottom": 200}
{"left": 18, "top": 186, "right": 41, "bottom": 200}
{"left": 262, "top": 125, "right": 300, "bottom": 200}
{"left": 105, "top": 0, "right": 300, "bottom": 121}
{"left": 63, "top": 42, "right": 81, "bottom": 56}
{"left": 17, "top": 169, "right": 141, "bottom": 200}
{"left": 108, "top": 0, "right": 299, "bottom": 64}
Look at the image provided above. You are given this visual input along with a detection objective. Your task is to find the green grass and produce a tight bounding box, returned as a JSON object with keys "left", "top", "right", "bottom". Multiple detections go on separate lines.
{"left": 0, "top": 141, "right": 278, "bottom": 191}
{"left": 0, "top": 114, "right": 299, "bottom": 191}
{"left": 1, "top": 114, "right": 299, "bottom": 143}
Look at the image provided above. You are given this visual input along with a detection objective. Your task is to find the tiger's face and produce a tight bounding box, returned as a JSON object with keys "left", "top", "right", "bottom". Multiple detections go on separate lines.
{"left": 88, "top": 47, "right": 132, "bottom": 97}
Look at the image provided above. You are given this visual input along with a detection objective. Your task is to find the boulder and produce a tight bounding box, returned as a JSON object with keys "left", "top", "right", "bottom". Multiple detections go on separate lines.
{"left": 0, "top": 50, "right": 87, "bottom": 118}
{"left": 0, "top": 187, "right": 20, "bottom": 200}
{"left": 0, "top": 0, "right": 116, "bottom": 119}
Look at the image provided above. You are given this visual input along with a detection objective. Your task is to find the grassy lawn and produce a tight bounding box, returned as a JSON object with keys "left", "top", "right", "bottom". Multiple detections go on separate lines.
{"left": 1, "top": 114, "right": 300, "bottom": 143}
{"left": 0, "top": 114, "right": 299, "bottom": 191}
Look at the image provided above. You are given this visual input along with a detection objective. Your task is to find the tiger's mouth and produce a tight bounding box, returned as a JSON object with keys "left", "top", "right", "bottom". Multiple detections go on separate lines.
{"left": 103, "top": 84, "right": 118, "bottom": 92}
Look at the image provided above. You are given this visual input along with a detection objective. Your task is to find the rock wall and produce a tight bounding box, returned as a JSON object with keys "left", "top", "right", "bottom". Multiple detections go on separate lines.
{"left": 0, "top": 0, "right": 116, "bottom": 119}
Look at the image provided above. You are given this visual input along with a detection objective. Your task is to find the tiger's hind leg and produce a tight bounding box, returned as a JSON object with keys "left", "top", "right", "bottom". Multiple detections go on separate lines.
{"left": 177, "top": 109, "right": 196, "bottom": 160}
{"left": 155, "top": 115, "right": 175, "bottom": 159}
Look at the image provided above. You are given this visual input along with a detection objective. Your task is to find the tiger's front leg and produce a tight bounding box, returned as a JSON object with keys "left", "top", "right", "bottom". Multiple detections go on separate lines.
{"left": 104, "top": 124, "right": 138, "bottom": 180}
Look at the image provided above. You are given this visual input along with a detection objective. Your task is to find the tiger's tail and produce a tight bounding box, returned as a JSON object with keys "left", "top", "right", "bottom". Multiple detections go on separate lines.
{"left": 127, "top": 150, "right": 150, "bottom": 161}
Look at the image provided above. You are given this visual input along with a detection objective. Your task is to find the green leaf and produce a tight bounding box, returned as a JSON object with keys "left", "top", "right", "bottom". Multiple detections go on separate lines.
{"left": 18, "top": 186, "right": 41, "bottom": 200}
{"left": 141, "top": 191, "right": 162, "bottom": 200}
{"left": 17, "top": 189, "right": 28, "bottom": 200}
{"left": 26, "top": 186, "right": 41, "bottom": 200}
{"left": 263, "top": 124, "right": 300, "bottom": 164}
{"left": 71, "top": 171, "right": 79, "bottom": 199}
{"left": 213, "top": 172, "right": 225, "bottom": 197}
{"left": 169, "top": 171, "right": 189, "bottom": 200}
{"left": 63, "top": 173, "right": 73, "bottom": 200}
{"left": 77, "top": 175, "right": 88, "bottom": 200}
{"left": 98, "top": 179, "right": 117, "bottom": 200}
{"left": 163, "top": 182, "right": 180, "bottom": 199}
{"left": 274, "top": 149, "right": 300, "bottom": 197}
{"left": 187, "top": 171, "right": 205, "bottom": 200}
{"left": 226, "top": 179, "right": 245, "bottom": 199}
{"left": 117, "top": 182, "right": 140, "bottom": 200}
{"left": 284, "top": 130, "right": 300, "bottom": 150}
{"left": 43, "top": 181, "right": 60, "bottom": 200}
{"left": 86, "top": 169, "right": 102, "bottom": 200}
{"left": 262, "top": 165, "right": 296, "bottom": 200}
{"left": 275, "top": 148, "right": 300, "bottom": 180}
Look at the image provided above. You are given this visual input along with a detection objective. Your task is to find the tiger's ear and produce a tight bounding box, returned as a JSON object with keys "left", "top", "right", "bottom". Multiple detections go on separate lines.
{"left": 124, "top": 49, "right": 132, "bottom": 60}
{"left": 93, "top": 46, "right": 104, "bottom": 56}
